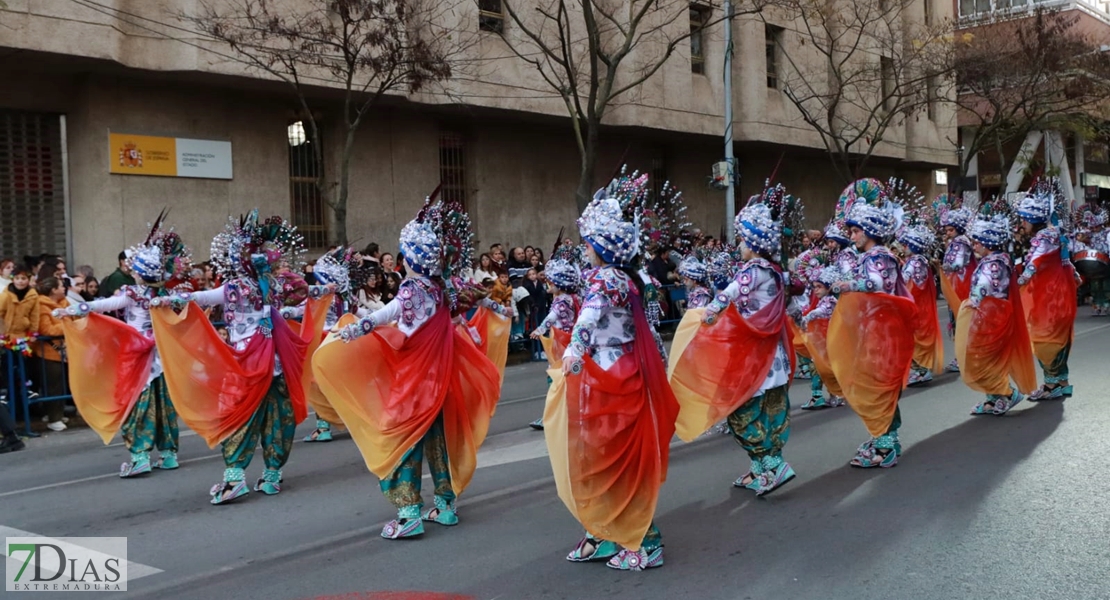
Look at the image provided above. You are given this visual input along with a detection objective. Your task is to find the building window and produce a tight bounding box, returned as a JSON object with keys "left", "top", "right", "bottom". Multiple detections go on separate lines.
{"left": 881, "top": 57, "right": 895, "bottom": 112}
{"left": 765, "top": 24, "right": 782, "bottom": 89}
{"left": 439, "top": 132, "right": 467, "bottom": 209}
{"left": 690, "top": 4, "right": 710, "bottom": 75}
{"left": 288, "top": 120, "right": 328, "bottom": 249}
{"left": 0, "top": 111, "right": 66, "bottom": 262}
{"left": 478, "top": 0, "right": 504, "bottom": 33}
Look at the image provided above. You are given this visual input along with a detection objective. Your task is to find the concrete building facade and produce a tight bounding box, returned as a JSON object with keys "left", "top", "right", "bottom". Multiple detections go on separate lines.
{"left": 954, "top": 0, "right": 1110, "bottom": 205}
{"left": 0, "top": 0, "right": 955, "bottom": 274}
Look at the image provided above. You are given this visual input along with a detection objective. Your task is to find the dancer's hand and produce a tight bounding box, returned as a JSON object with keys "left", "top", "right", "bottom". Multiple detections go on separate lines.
{"left": 562, "top": 356, "right": 583, "bottom": 376}
{"left": 529, "top": 329, "right": 542, "bottom": 340}
{"left": 702, "top": 310, "right": 718, "bottom": 326}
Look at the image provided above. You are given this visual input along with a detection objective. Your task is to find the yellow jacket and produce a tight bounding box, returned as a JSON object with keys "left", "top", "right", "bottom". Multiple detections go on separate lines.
{"left": 0, "top": 286, "right": 40, "bottom": 338}
{"left": 35, "top": 296, "right": 69, "bottom": 361}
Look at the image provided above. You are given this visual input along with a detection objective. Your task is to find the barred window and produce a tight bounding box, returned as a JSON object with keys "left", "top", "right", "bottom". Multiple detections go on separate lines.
{"left": 288, "top": 121, "right": 328, "bottom": 249}
{"left": 439, "top": 132, "right": 468, "bottom": 209}
{"left": 0, "top": 111, "right": 66, "bottom": 262}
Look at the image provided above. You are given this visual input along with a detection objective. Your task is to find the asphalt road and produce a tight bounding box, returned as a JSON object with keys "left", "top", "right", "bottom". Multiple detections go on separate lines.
{"left": 3, "top": 306, "right": 1109, "bottom": 600}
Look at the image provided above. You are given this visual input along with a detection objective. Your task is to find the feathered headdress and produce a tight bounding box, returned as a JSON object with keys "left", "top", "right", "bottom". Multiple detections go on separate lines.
{"left": 969, "top": 194, "right": 1015, "bottom": 251}
{"left": 677, "top": 255, "right": 709, "bottom": 285}
{"left": 579, "top": 166, "right": 645, "bottom": 268}
{"left": 1018, "top": 178, "right": 1062, "bottom": 225}
{"left": 313, "top": 247, "right": 366, "bottom": 301}
{"left": 706, "top": 251, "right": 736, "bottom": 290}
{"left": 127, "top": 209, "right": 193, "bottom": 289}
{"left": 934, "top": 193, "right": 972, "bottom": 235}
{"left": 211, "top": 209, "right": 306, "bottom": 280}
{"left": 842, "top": 178, "right": 901, "bottom": 242}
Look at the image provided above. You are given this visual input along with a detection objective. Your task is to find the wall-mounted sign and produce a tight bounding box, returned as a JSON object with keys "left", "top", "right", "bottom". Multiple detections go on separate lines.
{"left": 979, "top": 173, "right": 1002, "bottom": 187}
{"left": 109, "top": 132, "right": 233, "bottom": 179}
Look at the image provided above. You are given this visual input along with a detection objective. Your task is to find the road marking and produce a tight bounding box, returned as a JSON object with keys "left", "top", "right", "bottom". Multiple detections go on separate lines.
{"left": 0, "top": 525, "right": 163, "bottom": 581}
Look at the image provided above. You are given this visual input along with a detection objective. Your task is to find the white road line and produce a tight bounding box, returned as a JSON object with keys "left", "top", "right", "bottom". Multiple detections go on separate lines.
{"left": 0, "top": 525, "right": 163, "bottom": 581}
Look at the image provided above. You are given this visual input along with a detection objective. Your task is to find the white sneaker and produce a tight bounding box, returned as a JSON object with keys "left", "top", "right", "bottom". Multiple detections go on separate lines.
{"left": 47, "top": 421, "right": 67, "bottom": 432}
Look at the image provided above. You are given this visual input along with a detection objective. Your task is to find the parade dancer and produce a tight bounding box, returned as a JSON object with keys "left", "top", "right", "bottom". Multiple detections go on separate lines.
{"left": 898, "top": 224, "right": 943, "bottom": 385}
{"left": 150, "top": 211, "right": 310, "bottom": 505}
{"left": 825, "top": 221, "right": 858, "bottom": 275}
{"left": 956, "top": 213, "right": 1036, "bottom": 415}
{"left": 1077, "top": 205, "right": 1109, "bottom": 315}
{"left": 58, "top": 214, "right": 191, "bottom": 477}
{"left": 282, "top": 247, "right": 366, "bottom": 443}
{"left": 1017, "top": 182, "right": 1078, "bottom": 401}
{"left": 548, "top": 171, "right": 678, "bottom": 571}
{"left": 800, "top": 266, "right": 846, "bottom": 409}
{"left": 527, "top": 256, "right": 582, "bottom": 431}
{"left": 669, "top": 185, "right": 799, "bottom": 495}
{"left": 828, "top": 179, "right": 917, "bottom": 468}
{"left": 938, "top": 198, "right": 976, "bottom": 373}
{"left": 678, "top": 255, "right": 713, "bottom": 309}
{"left": 313, "top": 198, "right": 501, "bottom": 540}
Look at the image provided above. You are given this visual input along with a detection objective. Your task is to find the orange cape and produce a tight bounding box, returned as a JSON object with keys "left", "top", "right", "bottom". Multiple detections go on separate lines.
{"left": 908, "top": 273, "right": 944, "bottom": 373}
{"left": 150, "top": 303, "right": 308, "bottom": 448}
{"left": 955, "top": 290, "right": 1036, "bottom": 396}
{"left": 667, "top": 303, "right": 789, "bottom": 442}
{"left": 802, "top": 317, "right": 844, "bottom": 398}
{"left": 61, "top": 313, "right": 156, "bottom": 444}
{"left": 286, "top": 294, "right": 347, "bottom": 426}
{"left": 544, "top": 300, "right": 678, "bottom": 550}
{"left": 539, "top": 328, "right": 572, "bottom": 370}
{"left": 312, "top": 308, "right": 501, "bottom": 496}
{"left": 1020, "top": 250, "right": 1077, "bottom": 365}
{"left": 465, "top": 306, "right": 511, "bottom": 384}
{"left": 828, "top": 292, "right": 917, "bottom": 437}
{"left": 940, "top": 262, "right": 976, "bottom": 316}
{"left": 787, "top": 317, "right": 810, "bottom": 360}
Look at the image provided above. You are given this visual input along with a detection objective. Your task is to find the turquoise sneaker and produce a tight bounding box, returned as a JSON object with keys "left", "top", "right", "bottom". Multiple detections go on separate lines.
{"left": 157, "top": 450, "right": 179, "bottom": 470}
{"left": 421, "top": 495, "right": 459, "bottom": 526}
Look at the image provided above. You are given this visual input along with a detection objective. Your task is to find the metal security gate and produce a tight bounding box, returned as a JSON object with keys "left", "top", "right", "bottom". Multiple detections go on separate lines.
{"left": 0, "top": 111, "right": 67, "bottom": 264}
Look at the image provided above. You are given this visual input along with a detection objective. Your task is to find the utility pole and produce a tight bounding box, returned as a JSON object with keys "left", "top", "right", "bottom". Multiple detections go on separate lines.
{"left": 723, "top": 0, "right": 736, "bottom": 244}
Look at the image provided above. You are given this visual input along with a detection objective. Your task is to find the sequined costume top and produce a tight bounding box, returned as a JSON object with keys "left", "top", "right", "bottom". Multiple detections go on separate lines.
{"left": 1018, "top": 226, "right": 1061, "bottom": 285}
{"left": 942, "top": 235, "right": 974, "bottom": 274}
{"left": 685, "top": 286, "right": 713, "bottom": 309}
{"left": 354, "top": 276, "right": 442, "bottom": 336}
{"left": 842, "top": 247, "right": 903, "bottom": 295}
{"left": 834, "top": 247, "right": 860, "bottom": 275}
{"left": 81, "top": 285, "right": 162, "bottom": 384}
{"left": 802, "top": 294, "right": 837, "bottom": 328}
{"left": 186, "top": 274, "right": 309, "bottom": 375}
{"left": 565, "top": 266, "right": 665, "bottom": 371}
{"left": 706, "top": 258, "right": 792, "bottom": 393}
{"left": 901, "top": 254, "right": 932, "bottom": 289}
{"left": 535, "top": 293, "right": 579, "bottom": 335}
{"left": 639, "top": 271, "right": 665, "bottom": 329}
{"left": 969, "top": 253, "right": 1012, "bottom": 308}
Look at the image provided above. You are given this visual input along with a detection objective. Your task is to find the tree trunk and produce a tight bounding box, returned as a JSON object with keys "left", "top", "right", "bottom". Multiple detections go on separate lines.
{"left": 333, "top": 127, "right": 358, "bottom": 247}
{"left": 575, "top": 123, "right": 601, "bottom": 214}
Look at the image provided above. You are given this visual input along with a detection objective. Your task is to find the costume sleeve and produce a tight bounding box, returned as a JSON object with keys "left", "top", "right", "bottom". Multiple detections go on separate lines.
{"left": 564, "top": 295, "right": 604, "bottom": 362}
{"left": 354, "top": 296, "right": 403, "bottom": 332}
{"left": 82, "top": 294, "right": 133, "bottom": 314}
{"left": 1020, "top": 230, "right": 1060, "bottom": 283}
{"left": 478, "top": 297, "right": 514, "bottom": 318}
{"left": 535, "top": 305, "right": 557, "bottom": 335}
{"left": 847, "top": 254, "right": 887, "bottom": 293}
{"left": 185, "top": 286, "right": 227, "bottom": 308}
{"left": 706, "top": 280, "right": 740, "bottom": 317}
{"left": 282, "top": 304, "right": 306, "bottom": 319}
{"left": 943, "top": 239, "right": 971, "bottom": 273}
{"left": 306, "top": 285, "right": 330, "bottom": 300}
{"left": 968, "top": 264, "right": 989, "bottom": 308}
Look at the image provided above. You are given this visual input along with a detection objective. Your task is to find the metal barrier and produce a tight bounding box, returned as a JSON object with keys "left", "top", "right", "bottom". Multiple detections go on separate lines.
{"left": 3, "top": 336, "right": 73, "bottom": 437}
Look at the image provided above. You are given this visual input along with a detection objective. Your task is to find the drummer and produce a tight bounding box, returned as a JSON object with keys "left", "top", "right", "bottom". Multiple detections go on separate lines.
{"left": 1079, "top": 205, "right": 1110, "bottom": 316}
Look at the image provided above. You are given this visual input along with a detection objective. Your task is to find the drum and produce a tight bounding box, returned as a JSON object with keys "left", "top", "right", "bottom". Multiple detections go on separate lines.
{"left": 1073, "top": 250, "right": 1110, "bottom": 280}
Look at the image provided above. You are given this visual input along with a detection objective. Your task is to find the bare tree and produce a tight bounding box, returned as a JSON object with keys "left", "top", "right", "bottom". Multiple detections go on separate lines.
{"left": 772, "top": 0, "right": 953, "bottom": 183}
{"left": 948, "top": 8, "right": 1110, "bottom": 192}
{"left": 500, "top": 0, "right": 769, "bottom": 212}
{"left": 183, "top": 0, "right": 463, "bottom": 246}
